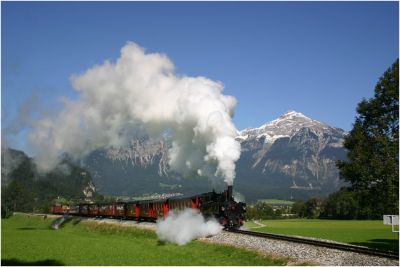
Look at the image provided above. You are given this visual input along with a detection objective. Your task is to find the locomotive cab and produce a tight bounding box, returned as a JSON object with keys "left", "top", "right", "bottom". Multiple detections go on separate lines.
{"left": 219, "top": 200, "right": 246, "bottom": 229}
{"left": 201, "top": 185, "right": 246, "bottom": 229}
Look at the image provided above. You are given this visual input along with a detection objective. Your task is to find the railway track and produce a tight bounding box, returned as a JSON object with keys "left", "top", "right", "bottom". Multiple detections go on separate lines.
{"left": 227, "top": 229, "right": 399, "bottom": 260}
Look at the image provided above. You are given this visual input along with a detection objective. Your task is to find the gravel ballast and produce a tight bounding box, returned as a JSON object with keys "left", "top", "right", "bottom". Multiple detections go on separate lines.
{"left": 199, "top": 231, "right": 399, "bottom": 266}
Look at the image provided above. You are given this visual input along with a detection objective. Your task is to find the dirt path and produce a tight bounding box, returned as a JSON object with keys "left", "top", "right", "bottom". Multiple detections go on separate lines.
{"left": 251, "top": 220, "right": 266, "bottom": 228}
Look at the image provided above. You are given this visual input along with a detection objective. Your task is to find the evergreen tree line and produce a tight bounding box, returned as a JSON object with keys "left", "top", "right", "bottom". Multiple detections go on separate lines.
{"left": 247, "top": 185, "right": 395, "bottom": 220}
{"left": 246, "top": 186, "right": 391, "bottom": 220}
{"left": 1, "top": 149, "right": 98, "bottom": 218}
{"left": 291, "top": 187, "right": 388, "bottom": 219}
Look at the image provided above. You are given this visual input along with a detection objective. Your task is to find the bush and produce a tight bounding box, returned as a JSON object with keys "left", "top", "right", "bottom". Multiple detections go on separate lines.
{"left": 1, "top": 204, "right": 13, "bottom": 219}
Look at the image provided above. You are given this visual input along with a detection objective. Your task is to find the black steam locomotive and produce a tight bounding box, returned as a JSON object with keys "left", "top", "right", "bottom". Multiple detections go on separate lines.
{"left": 51, "top": 186, "right": 246, "bottom": 229}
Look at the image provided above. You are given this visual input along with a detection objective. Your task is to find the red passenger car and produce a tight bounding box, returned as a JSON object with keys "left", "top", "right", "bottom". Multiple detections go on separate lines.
{"left": 50, "top": 186, "right": 246, "bottom": 229}
{"left": 51, "top": 204, "right": 69, "bottom": 214}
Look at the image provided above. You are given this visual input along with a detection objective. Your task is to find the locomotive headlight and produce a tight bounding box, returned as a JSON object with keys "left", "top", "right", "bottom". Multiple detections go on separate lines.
{"left": 242, "top": 206, "right": 246, "bottom": 211}
{"left": 221, "top": 206, "right": 225, "bottom": 211}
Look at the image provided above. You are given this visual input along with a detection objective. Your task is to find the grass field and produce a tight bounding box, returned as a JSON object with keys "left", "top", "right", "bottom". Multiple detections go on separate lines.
{"left": 2, "top": 214, "right": 289, "bottom": 266}
{"left": 245, "top": 219, "right": 399, "bottom": 252}
{"left": 257, "top": 199, "right": 295, "bottom": 205}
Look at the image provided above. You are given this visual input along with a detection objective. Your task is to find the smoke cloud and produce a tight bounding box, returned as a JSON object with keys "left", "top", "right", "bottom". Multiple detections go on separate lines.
{"left": 2, "top": 93, "right": 41, "bottom": 149}
{"left": 1, "top": 148, "right": 25, "bottom": 184}
{"left": 28, "top": 42, "right": 240, "bottom": 185}
{"left": 156, "top": 208, "right": 222, "bottom": 245}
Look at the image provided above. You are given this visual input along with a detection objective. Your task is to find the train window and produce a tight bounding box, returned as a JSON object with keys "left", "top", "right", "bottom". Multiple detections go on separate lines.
{"left": 126, "top": 204, "right": 134, "bottom": 215}
{"left": 140, "top": 204, "right": 149, "bottom": 216}
{"left": 153, "top": 203, "right": 164, "bottom": 217}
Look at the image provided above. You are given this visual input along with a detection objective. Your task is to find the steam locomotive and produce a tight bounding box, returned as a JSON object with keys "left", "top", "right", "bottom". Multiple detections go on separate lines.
{"left": 51, "top": 186, "right": 246, "bottom": 229}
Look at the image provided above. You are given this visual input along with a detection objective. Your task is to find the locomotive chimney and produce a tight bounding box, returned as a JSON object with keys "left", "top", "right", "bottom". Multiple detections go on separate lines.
{"left": 227, "top": 185, "right": 233, "bottom": 201}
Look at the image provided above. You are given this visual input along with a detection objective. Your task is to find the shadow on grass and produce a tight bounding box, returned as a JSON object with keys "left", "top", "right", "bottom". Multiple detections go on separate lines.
{"left": 72, "top": 219, "right": 81, "bottom": 225}
{"left": 2, "top": 258, "right": 64, "bottom": 266}
{"left": 17, "top": 227, "right": 50, "bottom": 231}
{"left": 350, "top": 239, "right": 399, "bottom": 252}
{"left": 157, "top": 240, "right": 166, "bottom": 246}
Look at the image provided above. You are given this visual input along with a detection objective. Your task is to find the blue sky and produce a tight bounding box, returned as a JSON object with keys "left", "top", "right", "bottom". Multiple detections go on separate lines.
{"left": 2, "top": 1, "right": 399, "bottom": 152}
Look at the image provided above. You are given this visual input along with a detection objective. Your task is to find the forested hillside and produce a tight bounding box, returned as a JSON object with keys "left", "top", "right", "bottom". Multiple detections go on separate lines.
{"left": 1, "top": 148, "right": 97, "bottom": 217}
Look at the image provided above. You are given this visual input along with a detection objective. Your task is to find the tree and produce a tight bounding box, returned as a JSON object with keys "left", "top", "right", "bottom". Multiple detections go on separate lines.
{"left": 320, "top": 188, "right": 359, "bottom": 219}
{"left": 337, "top": 59, "right": 399, "bottom": 217}
{"left": 1, "top": 148, "right": 103, "bottom": 214}
{"left": 302, "top": 197, "right": 324, "bottom": 219}
{"left": 291, "top": 200, "right": 306, "bottom": 217}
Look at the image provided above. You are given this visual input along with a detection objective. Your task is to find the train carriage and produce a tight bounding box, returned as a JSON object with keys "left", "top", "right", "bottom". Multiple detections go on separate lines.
{"left": 51, "top": 204, "right": 69, "bottom": 214}
{"left": 125, "top": 202, "right": 139, "bottom": 218}
{"left": 137, "top": 202, "right": 152, "bottom": 221}
{"left": 114, "top": 202, "right": 126, "bottom": 218}
{"left": 51, "top": 186, "right": 246, "bottom": 229}
{"left": 69, "top": 205, "right": 80, "bottom": 215}
{"left": 152, "top": 201, "right": 166, "bottom": 218}
{"left": 79, "top": 204, "right": 89, "bottom": 216}
{"left": 104, "top": 203, "right": 116, "bottom": 217}
{"left": 88, "top": 204, "right": 100, "bottom": 217}
{"left": 97, "top": 203, "right": 108, "bottom": 217}
{"left": 168, "top": 198, "right": 192, "bottom": 211}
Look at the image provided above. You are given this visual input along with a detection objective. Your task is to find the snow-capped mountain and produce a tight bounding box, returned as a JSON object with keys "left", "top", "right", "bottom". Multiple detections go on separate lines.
{"left": 234, "top": 111, "right": 347, "bottom": 200}
{"left": 237, "top": 111, "right": 345, "bottom": 145}
{"left": 83, "top": 111, "right": 348, "bottom": 201}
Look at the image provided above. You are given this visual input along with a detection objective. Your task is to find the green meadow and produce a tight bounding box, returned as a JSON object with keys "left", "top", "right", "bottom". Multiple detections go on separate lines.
{"left": 245, "top": 219, "right": 399, "bottom": 252}
{"left": 2, "top": 214, "right": 288, "bottom": 266}
{"left": 257, "top": 199, "right": 295, "bottom": 205}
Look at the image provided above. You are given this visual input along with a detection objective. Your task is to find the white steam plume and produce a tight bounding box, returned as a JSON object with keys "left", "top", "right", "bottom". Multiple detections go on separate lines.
{"left": 28, "top": 42, "right": 240, "bottom": 185}
{"left": 156, "top": 208, "right": 222, "bottom": 245}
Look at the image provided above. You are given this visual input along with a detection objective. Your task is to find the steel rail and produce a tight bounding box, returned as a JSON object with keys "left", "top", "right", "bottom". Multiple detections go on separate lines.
{"left": 227, "top": 229, "right": 399, "bottom": 260}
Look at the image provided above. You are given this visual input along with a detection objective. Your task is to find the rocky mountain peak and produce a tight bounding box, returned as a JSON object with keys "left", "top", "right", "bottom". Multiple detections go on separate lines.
{"left": 237, "top": 110, "right": 345, "bottom": 145}
{"left": 234, "top": 111, "right": 348, "bottom": 200}
{"left": 278, "top": 110, "right": 309, "bottom": 120}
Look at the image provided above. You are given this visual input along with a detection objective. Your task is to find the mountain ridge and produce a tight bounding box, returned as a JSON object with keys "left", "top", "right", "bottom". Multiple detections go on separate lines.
{"left": 237, "top": 110, "right": 346, "bottom": 143}
{"left": 82, "top": 110, "right": 347, "bottom": 202}
{"left": 234, "top": 110, "right": 347, "bottom": 201}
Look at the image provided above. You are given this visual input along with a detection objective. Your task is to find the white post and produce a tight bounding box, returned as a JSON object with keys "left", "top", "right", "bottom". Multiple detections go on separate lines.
{"left": 384, "top": 215, "right": 399, "bottom": 233}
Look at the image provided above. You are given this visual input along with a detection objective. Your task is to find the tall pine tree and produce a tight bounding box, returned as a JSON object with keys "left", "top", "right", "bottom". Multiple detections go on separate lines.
{"left": 337, "top": 59, "right": 399, "bottom": 217}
